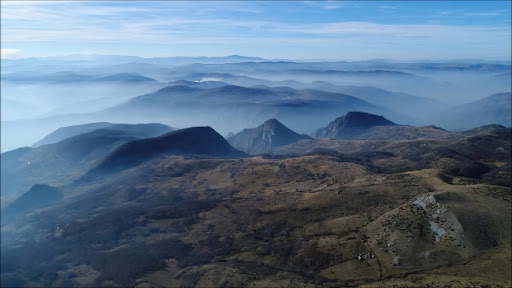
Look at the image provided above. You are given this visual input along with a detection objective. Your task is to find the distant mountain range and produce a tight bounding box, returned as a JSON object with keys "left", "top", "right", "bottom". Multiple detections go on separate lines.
{"left": 436, "top": 92, "right": 512, "bottom": 130}
{"left": 1, "top": 55, "right": 510, "bottom": 152}
{"left": 167, "top": 80, "right": 229, "bottom": 89}
{"left": 228, "top": 119, "right": 311, "bottom": 154}
{"left": 2, "top": 72, "right": 157, "bottom": 84}
{"left": 101, "top": 84, "right": 386, "bottom": 136}
{"left": 1, "top": 54, "right": 266, "bottom": 69}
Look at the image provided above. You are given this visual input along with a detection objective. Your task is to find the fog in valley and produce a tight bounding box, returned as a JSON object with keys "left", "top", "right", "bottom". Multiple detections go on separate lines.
{"left": 2, "top": 57, "right": 510, "bottom": 152}
{"left": 1, "top": 1, "right": 511, "bottom": 287}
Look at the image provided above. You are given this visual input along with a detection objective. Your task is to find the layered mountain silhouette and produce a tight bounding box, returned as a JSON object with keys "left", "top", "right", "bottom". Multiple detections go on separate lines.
{"left": 123, "top": 85, "right": 277, "bottom": 107}
{"left": 168, "top": 80, "right": 230, "bottom": 89}
{"left": 314, "top": 111, "right": 396, "bottom": 139}
{"left": 87, "top": 126, "right": 246, "bottom": 177}
{"left": 123, "top": 84, "right": 380, "bottom": 107}
{"left": 228, "top": 119, "right": 312, "bottom": 154}
{"left": 33, "top": 122, "right": 173, "bottom": 147}
{"left": 2, "top": 184, "right": 62, "bottom": 218}
{"left": 307, "top": 82, "right": 443, "bottom": 121}
{"left": 442, "top": 92, "right": 512, "bottom": 130}
{"left": 3, "top": 72, "right": 157, "bottom": 84}
{"left": 94, "top": 73, "right": 157, "bottom": 83}
{"left": 98, "top": 84, "right": 388, "bottom": 139}
{"left": 33, "top": 122, "right": 113, "bottom": 147}
{"left": 2, "top": 123, "right": 174, "bottom": 201}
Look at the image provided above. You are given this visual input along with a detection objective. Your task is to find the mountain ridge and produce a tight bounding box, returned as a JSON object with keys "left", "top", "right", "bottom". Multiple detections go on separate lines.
{"left": 2, "top": 123, "right": 175, "bottom": 203}
{"left": 86, "top": 126, "right": 247, "bottom": 179}
{"left": 33, "top": 123, "right": 173, "bottom": 147}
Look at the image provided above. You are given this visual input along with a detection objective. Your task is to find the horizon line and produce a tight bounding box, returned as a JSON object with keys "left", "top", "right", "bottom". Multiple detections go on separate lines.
{"left": 2, "top": 53, "right": 511, "bottom": 63}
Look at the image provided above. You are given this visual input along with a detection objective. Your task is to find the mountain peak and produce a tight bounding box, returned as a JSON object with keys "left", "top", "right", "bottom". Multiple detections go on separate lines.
{"left": 85, "top": 126, "right": 246, "bottom": 179}
{"left": 228, "top": 119, "right": 311, "bottom": 154}
{"left": 334, "top": 111, "right": 395, "bottom": 128}
{"left": 262, "top": 118, "right": 284, "bottom": 127}
{"left": 315, "top": 111, "right": 396, "bottom": 139}
{"left": 341, "top": 111, "right": 393, "bottom": 124}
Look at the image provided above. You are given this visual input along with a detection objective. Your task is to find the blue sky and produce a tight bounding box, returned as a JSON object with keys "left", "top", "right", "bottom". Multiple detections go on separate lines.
{"left": 1, "top": 1, "right": 510, "bottom": 60}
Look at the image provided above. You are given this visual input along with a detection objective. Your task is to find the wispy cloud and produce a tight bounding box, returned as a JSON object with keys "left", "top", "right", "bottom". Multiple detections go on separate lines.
{"left": 324, "top": 5, "right": 342, "bottom": 10}
{"left": 465, "top": 11, "right": 505, "bottom": 17}
{"left": 1, "top": 48, "right": 22, "bottom": 59}
{"left": 272, "top": 21, "right": 510, "bottom": 39}
{"left": 1, "top": 1, "right": 510, "bottom": 60}
{"left": 379, "top": 5, "right": 397, "bottom": 10}
{"left": 303, "top": 1, "right": 345, "bottom": 10}
{"left": 438, "top": 11, "right": 453, "bottom": 16}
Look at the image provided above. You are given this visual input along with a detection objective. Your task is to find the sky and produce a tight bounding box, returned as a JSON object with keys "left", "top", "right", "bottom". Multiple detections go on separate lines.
{"left": 1, "top": 1, "right": 511, "bottom": 61}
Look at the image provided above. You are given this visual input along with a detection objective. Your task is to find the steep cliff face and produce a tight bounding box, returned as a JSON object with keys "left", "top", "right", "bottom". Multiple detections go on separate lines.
{"left": 228, "top": 119, "right": 311, "bottom": 154}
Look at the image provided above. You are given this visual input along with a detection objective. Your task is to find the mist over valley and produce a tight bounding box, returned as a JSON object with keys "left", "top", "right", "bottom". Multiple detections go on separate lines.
{"left": 1, "top": 55, "right": 510, "bottom": 288}
{"left": 1, "top": 1, "right": 511, "bottom": 287}
{"left": 2, "top": 57, "right": 510, "bottom": 152}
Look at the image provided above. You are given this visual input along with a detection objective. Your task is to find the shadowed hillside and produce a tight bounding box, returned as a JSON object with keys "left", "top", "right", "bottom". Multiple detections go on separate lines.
{"left": 1, "top": 123, "right": 174, "bottom": 204}
{"left": 315, "top": 111, "right": 396, "bottom": 139}
{"left": 1, "top": 151, "right": 509, "bottom": 287}
{"left": 2, "top": 184, "right": 62, "bottom": 220}
{"left": 86, "top": 126, "right": 246, "bottom": 178}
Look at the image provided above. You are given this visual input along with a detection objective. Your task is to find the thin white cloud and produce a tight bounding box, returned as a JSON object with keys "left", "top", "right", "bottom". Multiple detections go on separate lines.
{"left": 438, "top": 11, "right": 453, "bottom": 16}
{"left": 1, "top": 2, "right": 271, "bottom": 36}
{"left": 3, "top": 18, "right": 509, "bottom": 54}
{"left": 1, "top": 49, "right": 22, "bottom": 59}
{"left": 465, "top": 11, "right": 504, "bottom": 17}
{"left": 303, "top": 1, "right": 345, "bottom": 10}
{"left": 0, "top": 1, "right": 52, "bottom": 6}
{"left": 272, "top": 21, "right": 510, "bottom": 38}
{"left": 2, "top": 1, "right": 508, "bottom": 40}
{"left": 1, "top": 1, "right": 509, "bottom": 60}
{"left": 324, "top": 5, "right": 342, "bottom": 10}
